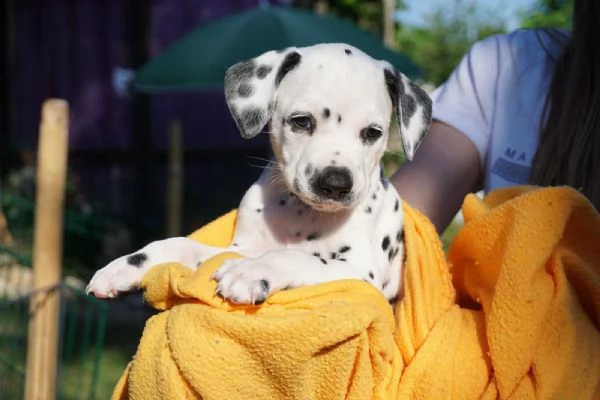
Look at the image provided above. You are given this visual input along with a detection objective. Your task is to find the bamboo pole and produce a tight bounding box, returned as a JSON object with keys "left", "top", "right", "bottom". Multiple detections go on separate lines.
{"left": 381, "top": 0, "right": 397, "bottom": 49}
{"left": 24, "top": 99, "right": 69, "bottom": 400}
{"left": 0, "top": 210, "right": 14, "bottom": 245}
{"left": 166, "top": 120, "right": 183, "bottom": 237}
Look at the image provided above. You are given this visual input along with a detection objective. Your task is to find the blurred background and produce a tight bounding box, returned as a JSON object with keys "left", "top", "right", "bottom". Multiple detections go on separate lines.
{"left": 0, "top": 0, "right": 570, "bottom": 398}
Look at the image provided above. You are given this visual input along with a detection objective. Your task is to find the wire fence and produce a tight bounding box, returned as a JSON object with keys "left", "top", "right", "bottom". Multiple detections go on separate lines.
{"left": 0, "top": 245, "right": 109, "bottom": 400}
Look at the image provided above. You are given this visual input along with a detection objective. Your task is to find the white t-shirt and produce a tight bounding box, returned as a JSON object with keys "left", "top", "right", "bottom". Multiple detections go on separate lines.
{"left": 430, "top": 29, "right": 567, "bottom": 192}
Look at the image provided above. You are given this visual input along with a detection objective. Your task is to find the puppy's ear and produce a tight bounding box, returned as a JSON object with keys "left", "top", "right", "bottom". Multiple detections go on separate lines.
{"left": 382, "top": 65, "right": 432, "bottom": 160}
{"left": 225, "top": 49, "right": 302, "bottom": 139}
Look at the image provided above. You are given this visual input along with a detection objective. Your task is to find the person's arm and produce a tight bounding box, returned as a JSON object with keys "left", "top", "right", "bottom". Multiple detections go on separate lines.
{"left": 391, "top": 121, "right": 482, "bottom": 234}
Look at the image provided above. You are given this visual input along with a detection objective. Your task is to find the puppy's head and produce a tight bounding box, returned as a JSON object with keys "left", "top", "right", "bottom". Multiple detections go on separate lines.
{"left": 225, "top": 43, "right": 432, "bottom": 212}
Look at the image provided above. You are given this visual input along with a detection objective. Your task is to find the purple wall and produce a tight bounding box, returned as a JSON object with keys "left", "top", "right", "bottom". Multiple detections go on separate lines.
{"left": 8, "top": 0, "right": 278, "bottom": 252}
{"left": 11, "top": 0, "right": 271, "bottom": 151}
{"left": 13, "top": 0, "right": 132, "bottom": 150}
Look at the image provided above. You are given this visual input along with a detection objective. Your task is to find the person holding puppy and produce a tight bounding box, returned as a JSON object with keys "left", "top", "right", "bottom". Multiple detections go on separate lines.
{"left": 392, "top": 0, "right": 599, "bottom": 233}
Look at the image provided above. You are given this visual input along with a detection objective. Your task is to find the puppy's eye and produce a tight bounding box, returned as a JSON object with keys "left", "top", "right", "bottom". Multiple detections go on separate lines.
{"left": 289, "top": 115, "right": 315, "bottom": 132}
{"left": 360, "top": 126, "right": 383, "bottom": 144}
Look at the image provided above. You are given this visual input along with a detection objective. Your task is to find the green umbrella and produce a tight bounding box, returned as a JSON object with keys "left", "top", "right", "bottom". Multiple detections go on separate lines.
{"left": 134, "top": 5, "right": 420, "bottom": 92}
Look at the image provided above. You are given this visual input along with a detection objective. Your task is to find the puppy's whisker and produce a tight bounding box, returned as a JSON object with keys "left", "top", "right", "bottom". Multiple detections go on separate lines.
{"left": 248, "top": 163, "right": 279, "bottom": 170}
{"left": 247, "top": 155, "right": 278, "bottom": 164}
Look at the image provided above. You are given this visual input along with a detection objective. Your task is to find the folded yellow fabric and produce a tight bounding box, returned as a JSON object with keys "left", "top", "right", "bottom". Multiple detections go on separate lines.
{"left": 449, "top": 186, "right": 600, "bottom": 399}
{"left": 112, "top": 186, "right": 600, "bottom": 400}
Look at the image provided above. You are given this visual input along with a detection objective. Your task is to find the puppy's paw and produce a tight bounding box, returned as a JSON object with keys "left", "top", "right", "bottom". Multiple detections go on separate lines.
{"left": 213, "top": 257, "right": 289, "bottom": 305}
{"left": 86, "top": 253, "right": 147, "bottom": 299}
{"left": 86, "top": 237, "right": 203, "bottom": 299}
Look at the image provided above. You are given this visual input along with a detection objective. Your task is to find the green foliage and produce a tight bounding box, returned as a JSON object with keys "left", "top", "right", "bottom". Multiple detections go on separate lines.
{"left": 294, "top": 0, "right": 406, "bottom": 36}
{"left": 520, "top": 0, "right": 572, "bottom": 29}
{"left": 1, "top": 161, "right": 120, "bottom": 279}
{"left": 397, "top": 0, "right": 506, "bottom": 85}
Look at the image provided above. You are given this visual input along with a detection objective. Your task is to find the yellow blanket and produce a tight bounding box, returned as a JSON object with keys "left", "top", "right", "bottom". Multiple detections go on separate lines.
{"left": 112, "top": 186, "right": 600, "bottom": 400}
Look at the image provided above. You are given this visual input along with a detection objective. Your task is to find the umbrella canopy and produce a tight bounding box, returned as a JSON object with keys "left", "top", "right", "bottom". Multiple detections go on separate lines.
{"left": 134, "top": 6, "right": 420, "bottom": 92}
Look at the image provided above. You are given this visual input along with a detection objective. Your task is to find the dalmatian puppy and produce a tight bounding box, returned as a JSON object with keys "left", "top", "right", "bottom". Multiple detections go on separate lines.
{"left": 86, "top": 43, "right": 432, "bottom": 305}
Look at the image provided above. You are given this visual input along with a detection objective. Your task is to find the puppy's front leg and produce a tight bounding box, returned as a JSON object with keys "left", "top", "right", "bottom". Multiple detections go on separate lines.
{"left": 86, "top": 237, "right": 229, "bottom": 299}
{"left": 213, "top": 249, "right": 380, "bottom": 305}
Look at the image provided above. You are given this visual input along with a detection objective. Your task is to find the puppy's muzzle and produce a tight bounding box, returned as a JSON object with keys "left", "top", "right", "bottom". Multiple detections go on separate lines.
{"left": 312, "top": 166, "right": 353, "bottom": 201}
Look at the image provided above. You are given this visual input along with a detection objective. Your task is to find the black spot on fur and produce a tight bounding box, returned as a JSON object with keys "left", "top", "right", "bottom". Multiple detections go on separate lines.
{"left": 255, "top": 208, "right": 263, "bottom": 213}
{"left": 256, "top": 64, "right": 273, "bottom": 79}
{"left": 337, "top": 114, "right": 342, "bottom": 123}
{"left": 381, "top": 178, "right": 389, "bottom": 190}
{"left": 368, "top": 271, "right": 374, "bottom": 280}
{"left": 224, "top": 61, "right": 255, "bottom": 103}
{"left": 394, "top": 199, "right": 399, "bottom": 212}
{"left": 411, "top": 80, "right": 433, "bottom": 128}
{"left": 304, "top": 164, "right": 313, "bottom": 176}
{"left": 320, "top": 258, "right": 328, "bottom": 265}
{"left": 240, "top": 107, "right": 264, "bottom": 134}
{"left": 388, "top": 294, "right": 399, "bottom": 305}
{"left": 238, "top": 83, "right": 253, "bottom": 97}
{"left": 254, "top": 280, "right": 270, "bottom": 304}
{"left": 280, "top": 198, "right": 287, "bottom": 206}
{"left": 330, "top": 160, "right": 337, "bottom": 165}
{"left": 382, "top": 279, "right": 390, "bottom": 289}
{"left": 323, "top": 108, "right": 330, "bottom": 118}
{"left": 226, "top": 60, "right": 255, "bottom": 85}
{"left": 401, "top": 95, "right": 417, "bottom": 128}
{"left": 384, "top": 69, "right": 400, "bottom": 111}
{"left": 396, "top": 230, "right": 403, "bottom": 243}
{"left": 330, "top": 252, "right": 337, "bottom": 260}
{"left": 388, "top": 247, "right": 399, "bottom": 262}
{"left": 372, "top": 193, "right": 377, "bottom": 200}
{"left": 312, "top": 252, "right": 321, "bottom": 257}
{"left": 338, "top": 258, "right": 347, "bottom": 262}
{"left": 339, "top": 245, "right": 351, "bottom": 253}
{"left": 127, "top": 253, "right": 147, "bottom": 268}
{"left": 307, "top": 232, "right": 321, "bottom": 241}
{"left": 382, "top": 235, "right": 391, "bottom": 251}
{"left": 260, "top": 279, "right": 269, "bottom": 291}
{"left": 345, "top": 48, "right": 352, "bottom": 55}
{"left": 275, "top": 51, "right": 302, "bottom": 86}
{"left": 365, "top": 206, "right": 372, "bottom": 214}
{"left": 410, "top": 80, "right": 432, "bottom": 111}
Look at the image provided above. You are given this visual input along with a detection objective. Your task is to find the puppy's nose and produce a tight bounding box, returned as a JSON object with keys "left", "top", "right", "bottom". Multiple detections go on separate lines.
{"left": 315, "top": 166, "right": 353, "bottom": 200}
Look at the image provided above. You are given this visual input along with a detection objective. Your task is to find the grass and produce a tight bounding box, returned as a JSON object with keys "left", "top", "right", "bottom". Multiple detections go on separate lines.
{"left": 0, "top": 290, "right": 145, "bottom": 400}
{"left": 0, "top": 317, "right": 142, "bottom": 400}
{"left": 441, "top": 220, "right": 462, "bottom": 252}
{"left": 82, "top": 322, "right": 145, "bottom": 399}
{"left": 60, "top": 346, "right": 133, "bottom": 400}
